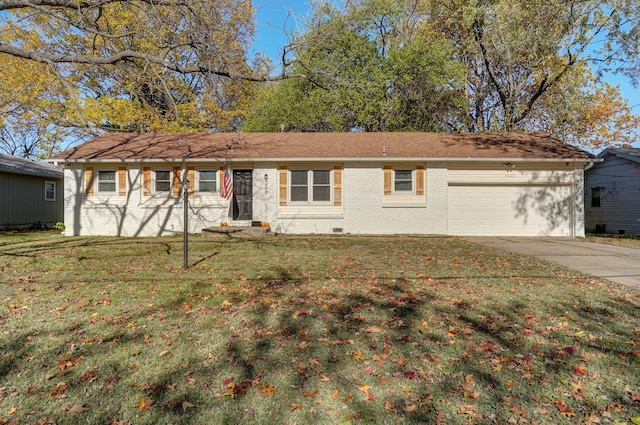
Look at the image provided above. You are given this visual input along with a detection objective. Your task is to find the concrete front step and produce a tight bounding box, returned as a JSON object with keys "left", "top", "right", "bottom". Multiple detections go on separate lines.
{"left": 201, "top": 226, "right": 272, "bottom": 238}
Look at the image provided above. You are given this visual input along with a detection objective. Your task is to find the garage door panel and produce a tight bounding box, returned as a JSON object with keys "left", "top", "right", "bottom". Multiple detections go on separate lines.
{"left": 448, "top": 185, "right": 572, "bottom": 236}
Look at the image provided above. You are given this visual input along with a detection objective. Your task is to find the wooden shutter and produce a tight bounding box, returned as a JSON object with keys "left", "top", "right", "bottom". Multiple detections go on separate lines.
{"left": 383, "top": 166, "right": 392, "bottom": 195}
{"left": 416, "top": 166, "right": 425, "bottom": 196}
{"left": 172, "top": 167, "right": 181, "bottom": 196}
{"left": 187, "top": 167, "right": 195, "bottom": 194}
{"left": 333, "top": 165, "right": 343, "bottom": 206}
{"left": 143, "top": 167, "right": 151, "bottom": 196}
{"left": 279, "top": 166, "right": 288, "bottom": 206}
{"left": 118, "top": 167, "right": 127, "bottom": 196}
{"left": 85, "top": 167, "right": 94, "bottom": 195}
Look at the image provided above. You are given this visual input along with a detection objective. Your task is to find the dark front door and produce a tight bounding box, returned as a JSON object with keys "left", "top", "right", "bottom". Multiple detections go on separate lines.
{"left": 232, "top": 170, "right": 253, "bottom": 221}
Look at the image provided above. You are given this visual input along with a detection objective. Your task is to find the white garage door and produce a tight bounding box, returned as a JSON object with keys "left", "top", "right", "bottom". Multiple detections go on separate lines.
{"left": 448, "top": 185, "right": 573, "bottom": 236}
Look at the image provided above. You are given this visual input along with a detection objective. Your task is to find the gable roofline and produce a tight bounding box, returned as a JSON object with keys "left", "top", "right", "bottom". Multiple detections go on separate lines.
{"left": 0, "top": 154, "right": 64, "bottom": 179}
{"left": 49, "top": 131, "right": 595, "bottom": 163}
{"left": 598, "top": 147, "right": 640, "bottom": 164}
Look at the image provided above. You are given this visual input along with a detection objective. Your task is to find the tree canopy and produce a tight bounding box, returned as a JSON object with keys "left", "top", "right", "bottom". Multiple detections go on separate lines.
{"left": 244, "top": 0, "right": 640, "bottom": 149}
{"left": 243, "top": 0, "right": 466, "bottom": 132}
{"left": 1, "top": 0, "right": 639, "bottom": 156}
{"left": 0, "top": 0, "right": 267, "bottom": 157}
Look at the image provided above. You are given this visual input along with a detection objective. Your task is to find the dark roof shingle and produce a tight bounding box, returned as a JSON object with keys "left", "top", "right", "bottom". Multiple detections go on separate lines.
{"left": 0, "top": 154, "right": 64, "bottom": 178}
{"left": 50, "top": 132, "right": 594, "bottom": 162}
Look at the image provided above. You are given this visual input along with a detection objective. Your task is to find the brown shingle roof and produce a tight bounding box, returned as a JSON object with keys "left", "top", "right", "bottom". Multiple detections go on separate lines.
{"left": 50, "top": 132, "right": 594, "bottom": 162}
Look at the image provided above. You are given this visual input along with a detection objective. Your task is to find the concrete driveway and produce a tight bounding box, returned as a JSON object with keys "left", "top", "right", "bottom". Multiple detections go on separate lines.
{"left": 463, "top": 237, "right": 640, "bottom": 289}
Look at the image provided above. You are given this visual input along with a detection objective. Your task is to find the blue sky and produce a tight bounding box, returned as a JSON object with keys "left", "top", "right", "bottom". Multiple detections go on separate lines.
{"left": 251, "top": 1, "right": 640, "bottom": 118}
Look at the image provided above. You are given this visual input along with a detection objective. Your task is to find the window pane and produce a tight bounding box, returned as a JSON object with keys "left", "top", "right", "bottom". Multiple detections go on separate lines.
{"left": 45, "top": 181, "right": 55, "bottom": 201}
{"left": 156, "top": 181, "right": 171, "bottom": 192}
{"left": 313, "top": 186, "right": 330, "bottom": 201}
{"left": 99, "top": 182, "right": 116, "bottom": 192}
{"left": 200, "top": 170, "right": 216, "bottom": 181}
{"left": 291, "top": 186, "right": 308, "bottom": 202}
{"left": 156, "top": 171, "right": 170, "bottom": 181}
{"left": 313, "top": 170, "right": 330, "bottom": 184}
{"left": 591, "top": 187, "right": 601, "bottom": 207}
{"left": 98, "top": 170, "right": 116, "bottom": 181}
{"left": 395, "top": 181, "right": 412, "bottom": 191}
{"left": 199, "top": 170, "right": 216, "bottom": 192}
{"left": 395, "top": 170, "right": 412, "bottom": 180}
{"left": 155, "top": 171, "right": 171, "bottom": 193}
{"left": 97, "top": 170, "right": 116, "bottom": 193}
{"left": 395, "top": 170, "right": 412, "bottom": 191}
{"left": 290, "top": 170, "right": 308, "bottom": 185}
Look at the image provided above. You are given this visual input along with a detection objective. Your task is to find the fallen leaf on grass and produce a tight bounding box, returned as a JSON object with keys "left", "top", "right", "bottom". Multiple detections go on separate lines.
{"left": 555, "top": 400, "right": 576, "bottom": 417}
{"left": 573, "top": 365, "right": 587, "bottom": 375}
{"left": 182, "top": 402, "right": 196, "bottom": 411}
{"left": 104, "top": 375, "right": 120, "bottom": 385}
{"left": 136, "top": 397, "right": 153, "bottom": 410}
{"left": 64, "top": 404, "right": 88, "bottom": 414}
{"left": 290, "top": 403, "right": 303, "bottom": 411}
{"left": 403, "top": 403, "right": 417, "bottom": 413}
{"left": 261, "top": 384, "right": 277, "bottom": 396}
{"left": 50, "top": 382, "right": 68, "bottom": 397}
{"left": 302, "top": 389, "right": 318, "bottom": 398}
{"left": 56, "top": 361, "right": 74, "bottom": 371}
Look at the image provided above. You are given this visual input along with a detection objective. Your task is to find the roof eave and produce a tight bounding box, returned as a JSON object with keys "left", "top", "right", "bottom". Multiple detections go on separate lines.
{"left": 599, "top": 148, "right": 640, "bottom": 164}
{"left": 49, "top": 157, "right": 596, "bottom": 164}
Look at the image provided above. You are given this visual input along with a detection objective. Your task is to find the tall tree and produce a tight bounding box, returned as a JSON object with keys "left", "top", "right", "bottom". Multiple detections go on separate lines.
{"left": 243, "top": 0, "right": 466, "bottom": 132}
{"left": 0, "top": 0, "right": 268, "bottom": 157}
{"left": 424, "top": 0, "right": 640, "bottom": 148}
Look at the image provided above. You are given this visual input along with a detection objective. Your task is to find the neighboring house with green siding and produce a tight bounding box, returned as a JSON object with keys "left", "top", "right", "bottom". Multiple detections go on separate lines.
{"left": 0, "top": 154, "right": 64, "bottom": 229}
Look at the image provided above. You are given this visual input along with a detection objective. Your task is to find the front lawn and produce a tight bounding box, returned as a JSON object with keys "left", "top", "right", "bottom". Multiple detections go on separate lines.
{"left": 1, "top": 232, "right": 639, "bottom": 424}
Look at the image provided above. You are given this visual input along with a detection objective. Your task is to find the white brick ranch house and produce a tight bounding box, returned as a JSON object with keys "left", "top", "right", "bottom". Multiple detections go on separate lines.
{"left": 49, "top": 132, "right": 595, "bottom": 237}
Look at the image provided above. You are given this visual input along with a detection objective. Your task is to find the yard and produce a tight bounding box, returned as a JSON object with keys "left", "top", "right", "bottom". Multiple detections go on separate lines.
{"left": 0, "top": 231, "right": 639, "bottom": 425}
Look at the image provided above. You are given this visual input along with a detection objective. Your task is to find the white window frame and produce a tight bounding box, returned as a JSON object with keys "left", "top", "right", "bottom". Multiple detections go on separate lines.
{"left": 393, "top": 168, "right": 415, "bottom": 194}
{"left": 44, "top": 181, "right": 56, "bottom": 201}
{"left": 154, "top": 169, "right": 172, "bottom": 193}
{"left": 289, "top": 169, "right": 332, "bottom": 204}
{"left": 96, "top": 169, "right": 117, "bottom": 194}
{"left": 197, "top": 169, "right": 218, "bottom": 193}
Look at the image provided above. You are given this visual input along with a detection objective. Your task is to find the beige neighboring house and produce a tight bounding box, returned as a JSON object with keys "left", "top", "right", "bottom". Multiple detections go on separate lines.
{"left": 49, "top": 132, "right": 595, "bottom": 237}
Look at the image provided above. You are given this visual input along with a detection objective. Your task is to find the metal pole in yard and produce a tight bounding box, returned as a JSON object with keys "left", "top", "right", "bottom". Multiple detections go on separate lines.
{"left": 182, "top": 146, "right": 192, "bottom": 269}
{"left": 183, "top": 173, "right": 189, "bottom": 270}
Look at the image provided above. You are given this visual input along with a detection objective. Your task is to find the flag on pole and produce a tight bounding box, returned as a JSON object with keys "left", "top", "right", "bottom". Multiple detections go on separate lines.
{"left": 220, "top": 166, "right": 233, "bottom": 200}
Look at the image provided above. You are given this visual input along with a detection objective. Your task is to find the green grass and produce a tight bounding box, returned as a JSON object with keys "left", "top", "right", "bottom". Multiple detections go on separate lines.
{"left": 1, "top": 231, "right": 639, "bottom": 424}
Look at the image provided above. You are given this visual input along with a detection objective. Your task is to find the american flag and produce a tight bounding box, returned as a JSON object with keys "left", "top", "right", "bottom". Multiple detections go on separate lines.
{"left": 220, "top": 166, "right": 233, "bottom": 200}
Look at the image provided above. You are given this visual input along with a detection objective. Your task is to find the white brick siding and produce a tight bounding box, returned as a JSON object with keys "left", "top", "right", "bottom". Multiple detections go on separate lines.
{"left": 63, "top": 161, "right": 585, "bottom": 237}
